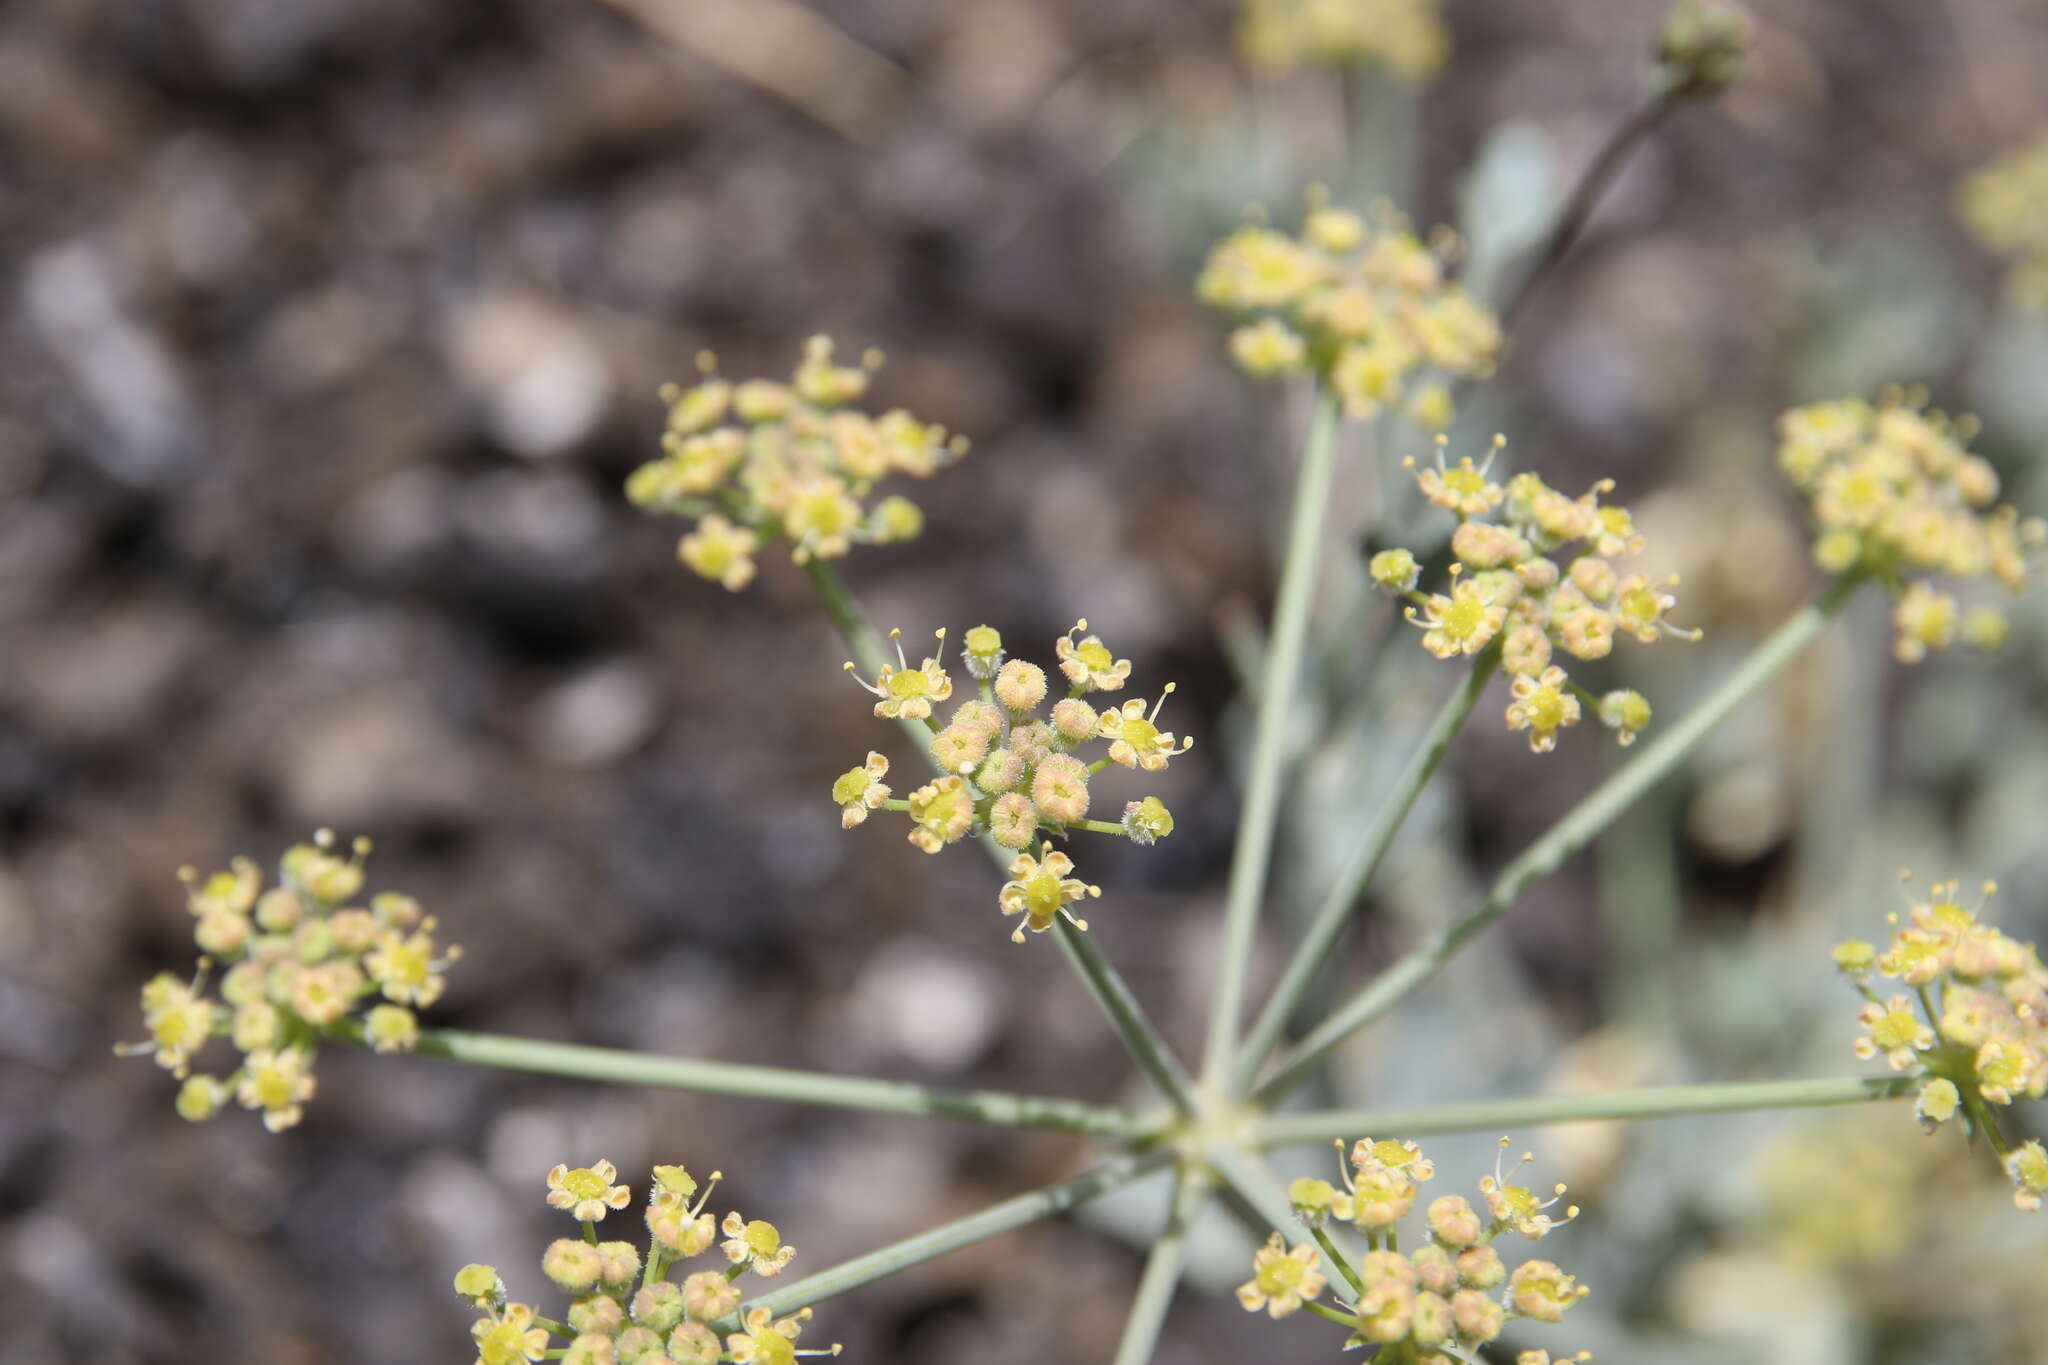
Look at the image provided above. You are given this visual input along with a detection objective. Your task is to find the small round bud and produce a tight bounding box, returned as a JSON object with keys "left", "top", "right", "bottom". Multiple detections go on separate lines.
{"left": 994, "top": 660, "right": 1049, "bottom": 713}
{"left": 1410, "top": 1244, "right": 1457, "bottom": 1294}
{"left": 949, "top": 700, "right": 1002, "bottom": 739}
{"left": 1657, "top": 0, "right": 1756, "bottom": 96}
{"left": 962, "top": 625, "right": 1005, "bottom": 680}
{"left": 630, "top": 1281, "right": 685, "bottom": 1334}
{"left": 974, "top": 749, "right": 1026, "bottom": 795}
{"left": 567, "top": 1293, "right": 625, "bottom": 1337}
{"left": 1427, "top": 1194, "right": 1482, "bottom": 1247}
{"left": 930, "top": 725, "right": 989, "bottom": 776}
{"left": 1008, "top": 720, "right": 1054, "bottom": 765}
{"left": 1370, "top": 548, "right": 1421, "bottom": 594}
{"left": 1050, "top": 698, "right": 1098, "bottom": 744}
{"left": 1831, "top": 938, "right": 1877, "bottom": 981}
{"left": 255, "top": 887, "right": 304, "bottom": 933}
{"left": 175, "top": 1075, "right": 228, "bottom": 1122}
{"left": 666, "top": 1322, "right": 721, "bottom": 1365}
{"left": 870, "top": 495, "right": 923, "bottom": 544}
{"left": 595, "top": 1240, "right": 641, "bottom": 1289}
{"left": 612, "top": 1325, "right": 662, "bottom": 1363}
{"left": 989, "top": 793, "right": 1039, "bottom": 850}
{"left": 680, "top": 1271, "right": 741, "bottom": 1322}
{"left": 544, "top": 1238, "right": 605, "bottom": 1293}
{"left": 365, "top": 1003, "right": 420, "bottom": 1054}
{"left": 1454, "top": 1244, "right": 1504, "bottom": 1289}
{"left": 561, "top": 1333, "right": 617, "bottom": 1365}
{"left": 1450, "top": 1288, "right": 1505, "bottom": 1344}
{"left": 1030, "top": 754, "right": 1091, "bottom": 825}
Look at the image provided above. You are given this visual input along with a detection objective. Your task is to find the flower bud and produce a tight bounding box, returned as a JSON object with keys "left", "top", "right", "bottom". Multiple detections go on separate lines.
{"left": 994, "top": 660, "right": 1049, "bottom": 713}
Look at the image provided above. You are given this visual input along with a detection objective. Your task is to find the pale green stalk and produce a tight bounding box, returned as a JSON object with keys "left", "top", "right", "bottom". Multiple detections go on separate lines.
{"left": 1256, "top": 575, "right": 1866, "bottom": 1103}
{"left": 1111, "top": 1169, "right": 1208, "bottom": 1365}
{"left": 1233, "top": 643, "right": 1500, "bottom": 1092}
{"left": 737, "top": 1149, "right": 1176, "bottom": 1319}
{"left": 804, "top": 557, "right": 1198, "bottom": 1118}
{"left": 1054, "top": 916, "right": 1200, "bottom": 1117}
{"left": 1255, "top": 1074, "right": 1917, "bottom": 1147}
{"left": 377, "top": 1026, "right": 1150, "bottom": 1138}
{"left": 1204, "top": 388, "right": 1345, "bottom": 1093}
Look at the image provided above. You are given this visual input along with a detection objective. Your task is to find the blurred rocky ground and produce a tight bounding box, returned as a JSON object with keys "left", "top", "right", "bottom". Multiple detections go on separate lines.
{"left": 4, "top": 0, "right": 2047, "bottom": 1362}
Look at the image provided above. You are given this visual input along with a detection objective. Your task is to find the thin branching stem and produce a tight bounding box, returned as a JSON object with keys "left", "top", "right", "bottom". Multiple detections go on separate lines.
{"left": 735, "top": 1148, "right": 1177, "bottom": 1321}
{"left": 1112, "top": 1169, "right": 1209, "bottom": 1365}
{"left": 1498, "top": 86, "right": 1685, "bottom": 331}
{"left": 1256, "top": 1074, "right": 1917, "bottom": 1147}
{"left": 1205, "top": 387, "right": 1346, "bottom": 1095}
{"left": 366, "top": 1025, "right": 1154, "bottom": 1138}
{"left": 1256, "top": 575, "right": 1866, "bottom": 1103}
{"left": 1234, "top": 642, "right": 1501, "bottom": 1092}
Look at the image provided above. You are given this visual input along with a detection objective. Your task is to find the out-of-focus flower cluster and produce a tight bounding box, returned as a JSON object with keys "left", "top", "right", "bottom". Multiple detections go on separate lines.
{"left": 1654, "top": 0, "right": 1756, "bottom": 96}
{"left": 1369, "top": 437, "right": 1695, "bottom": 752}
{"left": 1833, "top": 876, "right": 2048, "bottom": 1214}
{"left": 126, "top": 832, "right": 457, "bottom": 1132}
{"left": 1197, "top": 195, "right": 1500, "bottom": 429}
{"left": 626, "top": 338, "right": 968, "bottom": 591}
{"left": 1236, "top": 0, "right": 1448, "bottom": 82}
{"left": 835, "top": 623, "right": 1182, "bottom": 942}
{"left": 458, "top": 1159, "right": 838, "bottom": 1365}
{"left": 1956, "top": 129, "right": 2048, "bottom": 311}
{"left": 1241, "top": 1136, "right": 1588, "bottom": 1362}
{"left": 1775, "top": 393, "right": 2041, "bottom": 663}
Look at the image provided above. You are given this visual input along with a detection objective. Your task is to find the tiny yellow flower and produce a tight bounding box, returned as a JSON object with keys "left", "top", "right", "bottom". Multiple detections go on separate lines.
{"left": 472, "top": 1303, "right": 551, "bottom": 1365}
{"left": 831, "top": 751, "right": 891, "bottom": 828}
{"left": 678, "top": 516, "right": 760, "bottom": 592}
{"left": 1235, "top": 1233, "right": 1327, "bottom": 1318}
{"left": 906, "top": 775, "right": 974, "bottom": 854}
{"left": 1055, "top": 621, "right": 1134, "bottom": 693}
{"left": 849, "top": 629, "right": 954, "bottom": 722}
{"left": 1097, "top": 688, "right": 1193, "bottom": 771}
{"left": 999, "top": 845, "right": 1100, "bottom": 943}
{"left": 236, "top": 1047, "right": 318, "bottom": 1133}
{"left": 721, "top": 1211, "right": 797, "bottom": 1277}
{"left": 545, "top": 1159, "right": 632, "bottom": 1222}
{"left": 1505, "top": 666, "right": 1581, "bottom": 754}
{"left": 1406, "top": 578, "right": 1506, "bottom": 659}
{"left": 1854, "top": 995, "right": 1933, "bottom": 1070}
{"left": 2007, "top": 1140, "right": 2048, "bottom": 1212}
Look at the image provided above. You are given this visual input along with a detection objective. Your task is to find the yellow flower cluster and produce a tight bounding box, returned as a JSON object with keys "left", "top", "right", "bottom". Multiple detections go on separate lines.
{"left": 1236, "top": 0, "right": 1449, "bottom": 81}
{"left": 126, "top": 832, "right": 458, "bottom": 1132}
{"left": 626, "top": 337, "right": 969, "bottom": 591}
{"left": 458, "top": 1159, "right": 838, "bottom": 1365}
{"left": 1956, "top": 129, "right": 2048, "bottom": 311}
{"left": 1197, "top": 196, "right": 1500, "bottom": 428}
{"left": 1777, "top": 393, "right": 2040, "bottom": 662}
{"left": 1372, "top": 438, "right": 1693, "bottom": 752}
{"left": 834, "top": 622, "right": 1183, "bottom": 942}
{"left": 1834, "top": 876, "right": 2048, "bottom": 1213}
{"left": 1245, "top": 1137, "right": 1588, "bottom": 1361}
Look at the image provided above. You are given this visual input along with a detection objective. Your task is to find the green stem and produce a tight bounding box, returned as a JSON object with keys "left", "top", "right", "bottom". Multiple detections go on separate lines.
{"left": 803, "top": 557, "right": 1198, "bottom": 1119}
{"left": 1497, "top": 87, "right": 1684, "bottom": 331}
{"left": 365, "top": 1025, "right": 1150, "bottom": 1138}
{"left": 736, "top": 1149, "right": 1176, "bottom": 1321}
{"left": 1255, "top": 1074, "right": 1916, "bottom": 1147}
{"left": 1255, "top": 575, "right": 1866, "bottom": 1104}
{"left": 1234, "top": 644, "right": 1499, "bottom": 1092}
{"left": 1960, "top": 1084, "right": 2012, "bottom": 1159}
{"left": 1111, "top": 1169, "right": 1208, "bottom": 1365}
{"left": 1054, "top": 916, "right": 1199, "bottom": 1117}
{"left": 1310, "top": 1223, "right": 1364, "bottom": 1298}
{"left": 1204, "top": 387, "right": 1345, "bottom": 1094}
{"left": 1068, "top": 818, "right": 1129, "bottom": 837}
{"left": 1206, "top": 1143, "right": 1304, "bottom": 1239}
